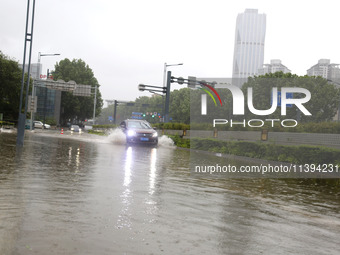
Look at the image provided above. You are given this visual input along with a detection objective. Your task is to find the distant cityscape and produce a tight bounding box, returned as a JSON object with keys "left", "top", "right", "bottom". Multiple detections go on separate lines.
{"left": 18, "top": 8, "right": 340, "bottom": 126}
{"left": 232, "top": 9, "right": 340, "bottom": 84}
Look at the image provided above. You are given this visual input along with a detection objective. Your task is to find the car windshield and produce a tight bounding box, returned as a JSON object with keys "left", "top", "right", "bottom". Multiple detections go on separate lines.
{"left": 127, "top": 121, "right": 151, "bottom": 129}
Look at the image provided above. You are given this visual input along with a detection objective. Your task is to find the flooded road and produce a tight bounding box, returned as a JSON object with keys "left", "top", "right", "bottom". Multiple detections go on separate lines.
{"left": 0, "top": 130, "right": 339, "bottom": 254}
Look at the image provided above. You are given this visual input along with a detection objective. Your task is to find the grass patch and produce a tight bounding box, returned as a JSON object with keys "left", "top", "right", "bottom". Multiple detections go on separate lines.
{"left": 168, "top": 136, "right": 340, "bottom": 166}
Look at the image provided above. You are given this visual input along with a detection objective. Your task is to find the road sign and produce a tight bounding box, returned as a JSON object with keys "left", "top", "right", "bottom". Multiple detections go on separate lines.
{"left": 188, "top": 76, "right": 196, "bottom": 88}
{"left": 272, "top": 91, "right": 293, "bottom": 107}
{"left": 27, "top": 95, "right": 37, "bottom": 113}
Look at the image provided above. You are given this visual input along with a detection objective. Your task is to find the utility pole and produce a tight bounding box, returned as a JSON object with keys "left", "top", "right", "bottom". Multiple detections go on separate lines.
{"left": 17, "top": 0, "right": 36, "bottom": 146}
{"left": 164, "top": 71, "right": 171, "bottom": 123}
{"left": 113, "top": 100, "right": 118, "bottom": 125}
{"left": 42, "top": 69, "right": 49, "bottom": 127}
{"left": 93, "top": 85, "right": 97, "bottom": 125}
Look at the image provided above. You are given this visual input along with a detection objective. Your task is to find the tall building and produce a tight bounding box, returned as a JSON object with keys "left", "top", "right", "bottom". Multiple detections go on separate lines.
{"left": 19, "top": 63, "right": 62, "bottom": 125}
{"left": 18, "top": 63, "right": 42, "bottom": 79}
{"left": 307, "top": 59, "right": 340, "bottom": 83}
{"left": 232, "top": 9, "right": 266, "bottom": 87}
{"left": 307, "top": 59, "right": 331, "bottom": 79}
{"left": 258, "top": 59, "right": 291, "bottom": 75}
{"left": 307, "top": 59, "right": 340, "bottom": 121}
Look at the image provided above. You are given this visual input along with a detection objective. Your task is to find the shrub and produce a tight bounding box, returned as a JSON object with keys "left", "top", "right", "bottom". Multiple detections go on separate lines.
{"left": 169, "top": 137, "right": 340, "bottom": 165}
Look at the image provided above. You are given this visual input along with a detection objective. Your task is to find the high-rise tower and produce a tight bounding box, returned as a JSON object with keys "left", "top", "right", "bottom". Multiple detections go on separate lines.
{"left": 232, "top": 9, "right": 266, "bottom": 87}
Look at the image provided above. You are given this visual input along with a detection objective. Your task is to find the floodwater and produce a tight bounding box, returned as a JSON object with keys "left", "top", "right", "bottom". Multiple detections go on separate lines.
{"left": 0, "top": 130, "right": 339, "bottom": 254}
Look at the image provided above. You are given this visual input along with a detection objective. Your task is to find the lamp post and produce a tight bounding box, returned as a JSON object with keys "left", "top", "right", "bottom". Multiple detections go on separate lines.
{"left": 163, "top": 62, "right": 183, "bottom": 88}
{"left": 38, "top": 52, "right": 60, "bottom": 78}
{"left": 17, "top": 0, "right": 36, "bottom": 146}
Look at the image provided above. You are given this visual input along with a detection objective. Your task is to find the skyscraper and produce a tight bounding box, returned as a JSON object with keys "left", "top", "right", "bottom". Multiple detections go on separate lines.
{"left": 232, "top": 9, "right": 266, "bottom": 87}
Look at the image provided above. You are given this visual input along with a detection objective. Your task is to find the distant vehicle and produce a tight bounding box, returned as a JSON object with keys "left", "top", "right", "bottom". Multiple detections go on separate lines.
{"left": 70, "top": 125, "right": 81, "bottom": 132}
{"left": 34, "top": 121, "right": 50, "bottom": 129}
{"left": 120, "top": 119, "right": 158, "bottom": 146}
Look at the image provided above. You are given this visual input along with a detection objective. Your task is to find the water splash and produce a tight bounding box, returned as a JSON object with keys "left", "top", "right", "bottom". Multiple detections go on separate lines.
{"left": 158, "top": 135, "right": 175, "bottom": 148}
{"left": 0, "top": 128, "right": 16, "bottom": 134}
{"left": 107, "top": 128, "right": 127, "bottom": 145}
{"left": 105, "top": 128, "right": 175, "bottom": 148}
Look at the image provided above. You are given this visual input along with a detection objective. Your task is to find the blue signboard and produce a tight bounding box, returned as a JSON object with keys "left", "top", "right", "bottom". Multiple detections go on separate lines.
{"left": 271, "top": 91, "right": 293, "bottom": 107}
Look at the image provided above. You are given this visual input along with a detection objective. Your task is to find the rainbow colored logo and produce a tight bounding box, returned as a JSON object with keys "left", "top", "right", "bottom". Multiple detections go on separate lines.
{"left": 199, "top": 83, "right": 222, "bottom": 106}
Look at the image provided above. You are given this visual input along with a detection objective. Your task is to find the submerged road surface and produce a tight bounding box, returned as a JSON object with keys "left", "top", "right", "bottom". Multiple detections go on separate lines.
{"left": 0, "top": 130, "right": 339, "bottom": 254}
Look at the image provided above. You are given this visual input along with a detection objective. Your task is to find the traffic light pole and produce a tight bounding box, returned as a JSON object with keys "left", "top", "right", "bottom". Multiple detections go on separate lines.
{"left": 164, "top": 71, "right": 171, "bottom": 123}
{"left": 113, "top": 100, "right": 118, "bottom": 125}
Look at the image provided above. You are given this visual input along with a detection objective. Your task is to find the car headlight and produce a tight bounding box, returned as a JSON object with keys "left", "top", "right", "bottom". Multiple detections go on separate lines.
{"left": 127, "top": 130, "right": 136, "bottom": 137}
{"left": 152, "top": 132, "right": 158, "bottom": 137}
{"left": 71, "top": 128, "right": 74, "bottom": 131}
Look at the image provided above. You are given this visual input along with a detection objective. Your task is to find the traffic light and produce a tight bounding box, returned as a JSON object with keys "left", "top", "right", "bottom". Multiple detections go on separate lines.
{"left": 143, "top": 113, "right": 146, "bottom": 117}
{"left": 152, "top": 114, "right": 155, "bottom": 118}
{"left": 138, "top": 84, "right": 146, "bottom": 91}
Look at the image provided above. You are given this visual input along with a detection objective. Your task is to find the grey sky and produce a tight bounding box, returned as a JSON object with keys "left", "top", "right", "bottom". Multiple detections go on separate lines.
{"left": 1, "top": 0, "right": 340, "bottom": 104}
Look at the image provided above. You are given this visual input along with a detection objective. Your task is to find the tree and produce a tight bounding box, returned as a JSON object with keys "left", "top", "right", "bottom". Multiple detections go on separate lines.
{"left": 52, "top": 58, "right": 103, "bottom": 125}
{"left": 241, "top": 72, "right": 340, "bottom": 122}
{"left": 0, "top": 51, "right": 28, "bottom": 121}
{"left": 169, "top": 88, "right": 190, "bottom": 123}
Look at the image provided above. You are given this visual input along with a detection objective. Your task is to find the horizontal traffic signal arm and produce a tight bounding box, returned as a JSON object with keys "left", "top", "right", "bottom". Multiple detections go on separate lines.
{"left": 138, "top": 84, "right": 167, "bottom": 93}
{"left": 170, "top": 76, "right": 217, "bottom": 87}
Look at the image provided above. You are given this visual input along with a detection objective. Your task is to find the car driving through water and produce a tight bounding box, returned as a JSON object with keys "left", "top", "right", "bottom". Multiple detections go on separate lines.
{"left": 120, "top": 119, "right": 158, "bottom": 146}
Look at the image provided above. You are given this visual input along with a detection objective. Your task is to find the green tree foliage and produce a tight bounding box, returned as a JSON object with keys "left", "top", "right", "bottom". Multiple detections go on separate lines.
{"left": 241, "top": 72, "right": 340, "bottom": 122}
{"left": 97, "top": 72, "right": 340, "bottom": 125}
{"left": 190, "top": 87, "right": 233, "bottom": 124}
{"left": 52, "top": 58, "right": 103, "bottom": 124}
{"left": 169, "top": 88, "right": 190, "bottom": 123}
{"left": 0, "top": 51, "right": 26, "bottom": 121}
{"left": 97, "top": 88, "right": 192, "bottom": 124}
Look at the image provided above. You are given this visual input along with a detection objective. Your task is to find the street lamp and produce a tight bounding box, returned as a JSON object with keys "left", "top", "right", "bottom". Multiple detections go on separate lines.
{"left": 38, "top": 52, "right": 60, "bottom": 79}
{"left": 163, "top": 62, "right": 183, "bottom": 88}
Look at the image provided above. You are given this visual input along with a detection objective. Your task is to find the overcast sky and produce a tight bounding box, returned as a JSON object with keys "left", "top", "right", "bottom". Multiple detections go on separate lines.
{"left": 1, "top": 0, "right": 340, "bottom": 105}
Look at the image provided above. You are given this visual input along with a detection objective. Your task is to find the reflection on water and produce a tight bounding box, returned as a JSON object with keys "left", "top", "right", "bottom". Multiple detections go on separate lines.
{"left": 0, "top": 132, "right": 339, "bottom": 254}
{"left": 123, "top": 146, "right": 133, "bottom": 187}
{"left": 149, "top": 148, "right": 157, "bottom": 195}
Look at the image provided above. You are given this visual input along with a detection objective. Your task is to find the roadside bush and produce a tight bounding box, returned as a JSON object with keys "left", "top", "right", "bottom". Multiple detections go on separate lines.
{"left": 88, "top": 130, "right": 107, "bottom": 136}
{"left": 93, "top": 124, "right": 117, "bottom": 129}
{"left": 170, "top": 137, "right": 340, "bottom": 165}
{"left": 167, "top": 121, "right": 340, "bottom": 134}
{"left": 0, "top": 121, "right": 14, "bottom": 126}
{"left": 153, "top": 123, "right": 189, "bottom": 130}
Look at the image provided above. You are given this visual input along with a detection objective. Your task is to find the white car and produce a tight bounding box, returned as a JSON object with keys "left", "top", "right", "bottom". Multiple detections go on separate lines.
{"left": 70, "top": 125, "right": 81, "bottom": 132}
{"left": 34, "top": 121, "right": 51, "bottom": 129}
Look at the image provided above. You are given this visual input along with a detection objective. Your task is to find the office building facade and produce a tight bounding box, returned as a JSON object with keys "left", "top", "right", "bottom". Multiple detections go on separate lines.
{"left": 258, "top": 59, "right": 291, "bottom": 75}
{"left": 307, "top": 59, "right": 340, "bottom": 83}
{"left": 19, "top": 63, "right": 61, "bottom": 125}
{"left": 232, "top": 9, "right": 266, "bottom": 87}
